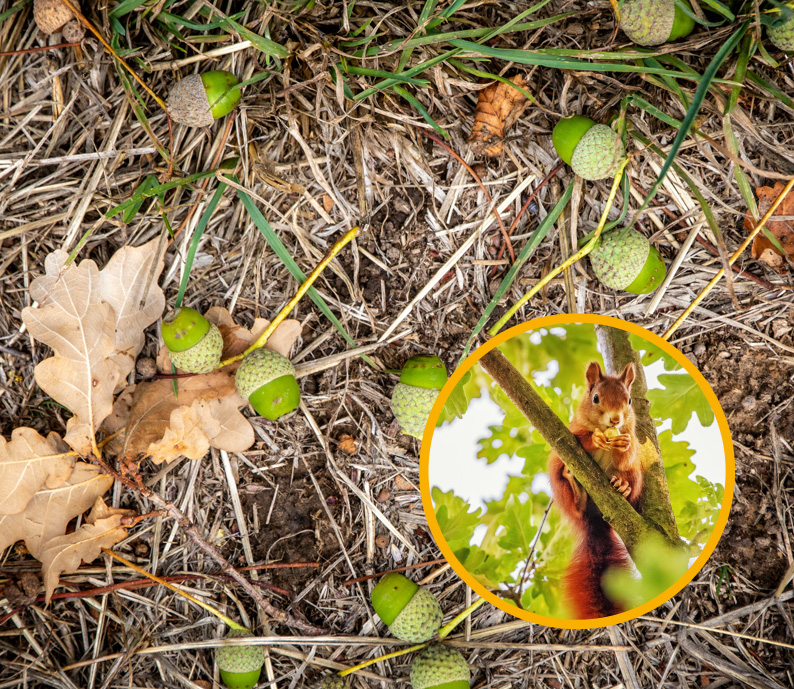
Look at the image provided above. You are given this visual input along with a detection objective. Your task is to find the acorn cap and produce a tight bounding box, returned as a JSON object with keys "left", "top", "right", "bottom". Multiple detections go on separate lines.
{"left": 769, "top": 11, "right": 794, "bottom": 51}
{"left": 570, "top": 124, "right": 627, "bottom": 181}
{"left": 161, "top": 307, "right": 223, "bottom": 374}
{"left": 320, "top": 675, "right": 349, "bottom": 689}
{"left": 33, "top": 0, "right": 84, "bottom": 40}
{"left": 552, "top": 115, "right": 596, "bottom": 166}
{"left": 391, "top": 383, "right": 439, "bottom": 439}
{"left": 590, "top": 228, "right": 666, "bottom": 294}
{"left": 410, "top": 645, "right": 470, "bottom": 689}
{"left": 621, "top": 0, "right": 694, "bottom": 46}
{"left": 216, "top": 629, "right": 265, "bottom": 689}
{"left": 389, "top": 586, "right": 444, "bottom": 643}
{"left": 235, "top": 349, "right": 300, "bottom": 420}
{"left": 399, "top": 355, "right": 447, "bottom": 390}
{"left": 166, "top": 71, "right": 241, "bottom": 127}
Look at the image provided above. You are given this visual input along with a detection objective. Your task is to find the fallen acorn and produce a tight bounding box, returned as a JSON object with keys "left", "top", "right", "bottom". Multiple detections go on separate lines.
{"left": 161, "top": 307, "right": 223, "bottom": 374}
{"left": 391, "top": 355, "right": 448, "bottom": 439}
{"left": 371, "top": 572, "right": 443, "bottom": 643}
{"left": 235, "top": 348, "right": 301, "bottom": 421}
{"left": 33, "top": 0, "right": 85, "bottom": 43}
{"left": 410, "top": 644, "right": 470, "bottom": 689}
{"left": 552, "top": 115, "right": 626, "bottom": 181}
{"left": 768, "top": 5, "right": 794, "bottom": 51}
{"left": 320, "top": 675, "right": 349, "bottom": 689}
{"left": 215, "top": 629, "right": 266, "bottom": 689}
{"left": 620, "top": 0, "right": 695, "bottom": 47}
{"left": 166, "top": 70, "right": 241, "bottom": 127}
{"left": 590, "top": 228, "right": 666, "bottom": 294}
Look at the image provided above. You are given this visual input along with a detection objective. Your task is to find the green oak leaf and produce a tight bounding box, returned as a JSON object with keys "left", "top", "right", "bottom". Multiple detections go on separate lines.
{"left": 647, "top": 373, "right": 715, "bottom": 433}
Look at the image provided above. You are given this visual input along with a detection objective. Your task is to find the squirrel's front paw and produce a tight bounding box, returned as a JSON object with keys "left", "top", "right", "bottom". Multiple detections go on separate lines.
{"left": 592, "top": 429, "right": 610, "bottom": 449}
{"left": 610, "top": 433, "right": 632, "bottom": 450}
{"left": 610, "top": 476, "right": 632, "bottom": 498}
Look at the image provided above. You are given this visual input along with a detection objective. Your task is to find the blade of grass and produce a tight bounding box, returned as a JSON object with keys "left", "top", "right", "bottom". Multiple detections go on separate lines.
{"left": 392, "top": 86, "right": 448, "bottom": 138}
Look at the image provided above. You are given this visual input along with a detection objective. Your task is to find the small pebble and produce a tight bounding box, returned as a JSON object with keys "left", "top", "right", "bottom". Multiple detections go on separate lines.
{"left": 742, "top": 396, "right": 757, "bottom": 411}
{"left": 693, "top": 342, "right": 706, "bottom": 357}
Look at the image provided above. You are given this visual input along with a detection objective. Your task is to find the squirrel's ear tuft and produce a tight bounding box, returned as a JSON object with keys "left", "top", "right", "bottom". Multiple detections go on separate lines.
{"left": 585, "top": 362, "right": 602, "bottom": 388}
{"left": 620, "top": 362, "right": 636, "bottom": 389}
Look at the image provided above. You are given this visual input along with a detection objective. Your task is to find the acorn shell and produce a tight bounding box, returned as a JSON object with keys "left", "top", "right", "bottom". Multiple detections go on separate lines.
{"left": 391, "top": 383, "right": 439, "bottom": 439}
{"left": 769, "top": 12, "right": 794, "bottom": 51}
{"left": 399, "top": 355, "right": 447, "bottom": 390}
{"left": 552, "top": 115, "right": 596, "bottom": 166}
{"left": 235, "top": 349, "right": 300, "bottom": 420}
{"left": 410, "top": 645, "right": 470, "bottom": 689}
{"left": 590, "top": 228, "right": 666, "bottom": 294}
{"left": 371, "top": 572, "right": 419, "bottom": 625}
{"left": 216, "top": 630, "right": 265, "bottom": 689}
{"left": 570, "top": 124, "right": 626, "bottom": 181}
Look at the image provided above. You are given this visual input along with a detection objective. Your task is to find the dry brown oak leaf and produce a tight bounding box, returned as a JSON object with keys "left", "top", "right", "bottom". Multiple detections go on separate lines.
{"left": 21, "top": 240, "right": 165, "bottom": 456}
{"left": 119, "top": 307, "right": 301, "bottom": 464}
{"left": 744, "top": 182, "right": 794, "bottom": 273}
{"left": 469, "top": 75, "right": 529, "bottom": 157}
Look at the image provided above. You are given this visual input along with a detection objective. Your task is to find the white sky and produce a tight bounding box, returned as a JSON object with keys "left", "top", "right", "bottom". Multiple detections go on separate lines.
{"left": 428, "top": 352, "right": 726, "bottom": 521}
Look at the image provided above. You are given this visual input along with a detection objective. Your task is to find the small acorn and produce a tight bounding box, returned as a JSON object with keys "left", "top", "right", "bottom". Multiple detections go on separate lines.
{"left": 161, "top": 307, "right": 223, "bottom": 374}
{"left": 604, "top": 427, "right": 621, "bottom": 440}
{"left": 320, "top": 675, "right": 349, "bottom": 689}
{"left": 590, "top": 228, "right": 666, "bottom": 294}
{"left": 235, "top": 349, "right": 300, "bottom": 421}
{"left": 620, "top": 0, "right": 695, "bottom": 47}
{"left": 552, "top": 116, "right": 626, "bottom": 181}
{"left": 391, "top": 355, "right": 447, "bottom": 439}
{"left": 166, "top": 71, "right": 241, "bottom": 127}
{"left": 769, "top": 6, "right": 794, "bottom": 51}
{"left": 410, "top": 644, "right": 470, "bottom": 689}
{"left": 33, "top": 0, "right": 85, "bottom": 43}
{"left": 215, "top": 629, "right": 266, "bottom": 689}
{"left": 371, "top": 572, "right": 444, "bottom": 643}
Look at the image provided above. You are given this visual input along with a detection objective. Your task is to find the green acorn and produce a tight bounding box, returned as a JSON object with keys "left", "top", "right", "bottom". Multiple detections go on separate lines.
{"left": 235, "top": 349, "right": 300, "bottom": 420}
{"left": 391, "top": 355, "right": 447, "bottom": 439}
{"left": 371, "top": 572, "right": 444, "bottom": 643}
{"left": 410, "top": 645, "right": 470, "bottom": 689}
{"left": 590, "top": 228, "right": 666, "bottom": 294}
{"left": 552, "top": 116, "right": 626, "bottom": 181}
{"left": 320, "top": 675, "right": 349, "bottom": 689}
{"left": 166, "top": 71, "right": 241, "bottom": 127}
{"left": 620, "top": 0, "right": 695, "bottom": 47}
{"left": 161, "top": 307, "right": 223, "bottom": 374}
{"left": 769, "top": 5, "right": 794, "bottom": 51}
{"left": 215, "top": 629, "right": 266, "bottom": 689}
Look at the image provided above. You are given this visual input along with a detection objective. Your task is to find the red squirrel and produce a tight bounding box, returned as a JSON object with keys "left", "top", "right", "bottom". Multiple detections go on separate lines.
{"left": 548, "top": 361, "right": 643, "bottom": 619}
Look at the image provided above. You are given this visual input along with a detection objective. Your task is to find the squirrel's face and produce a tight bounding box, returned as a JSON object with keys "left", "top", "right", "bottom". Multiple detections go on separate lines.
{"left": 584, "top": 361, "right": 636, "bottom": 430}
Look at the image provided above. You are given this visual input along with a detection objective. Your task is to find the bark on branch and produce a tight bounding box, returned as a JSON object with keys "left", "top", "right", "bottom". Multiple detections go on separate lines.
{"left": 479, "top": 348, "right": 680, "bottom": 554}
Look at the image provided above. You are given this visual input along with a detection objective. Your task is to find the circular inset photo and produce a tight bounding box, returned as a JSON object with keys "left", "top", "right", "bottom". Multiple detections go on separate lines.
{"left": 420, "top": 315, "right": 734, "bottom": 628}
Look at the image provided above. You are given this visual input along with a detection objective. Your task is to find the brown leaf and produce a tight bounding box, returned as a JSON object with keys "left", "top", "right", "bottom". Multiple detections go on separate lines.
{"left": 146, "top": 403, "right": 211, "bottom": 464}
{"left": 202, "top": 394, "right": 255, "bottom": 452}
{"left": 22, "top": 255, "right": 122, "bottom": 455}
{"left": 0, "top": 428, "right": 74, "bottom": 515}
{"left": 0, "top": 462, "right": 112, "bottom": 557}
{"left": 744, "top": 182, "right": 794, "bottom": 273}
{"left": 337, "top": 433, "right": 359, "bottom": 455}
{"left": 469, "top": 75, "right": 528, "bottom": 157}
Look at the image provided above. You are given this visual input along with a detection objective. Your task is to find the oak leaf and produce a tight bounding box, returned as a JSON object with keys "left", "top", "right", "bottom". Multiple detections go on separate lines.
{"left": 744, "top": 182, "right": 794, "bottom": 272}
{"left": 469, "top": 75, "right": 529, "bottom": 157}
{"left": 0, "top": 428, "right": 74, "bottom": 515}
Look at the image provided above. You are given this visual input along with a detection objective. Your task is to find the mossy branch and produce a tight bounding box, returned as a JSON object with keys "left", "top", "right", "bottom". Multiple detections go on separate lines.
{"left": 595, "top": 325, "right": 680, "bottom": 540}
{"left": 479, "top": 348, "right": 681, "bottom": 554}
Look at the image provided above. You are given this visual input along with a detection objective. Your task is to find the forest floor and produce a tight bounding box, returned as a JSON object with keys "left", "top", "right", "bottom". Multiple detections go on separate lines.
{"left": 1, "top": 1, "right": 793, "bottom": 688}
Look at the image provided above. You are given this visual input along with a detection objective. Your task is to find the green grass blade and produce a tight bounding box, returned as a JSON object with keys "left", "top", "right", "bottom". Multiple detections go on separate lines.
{"left": 122, "top": 174, "right": 159, "bottom": 223}
{"left": 220, "top": 17, "right": 289, "bottom": 59}
{"left": 106, "top": 169, "right": 223, "bottom": 218}
{"left": 392, "top": 85, "right": 448, "bottom": 137}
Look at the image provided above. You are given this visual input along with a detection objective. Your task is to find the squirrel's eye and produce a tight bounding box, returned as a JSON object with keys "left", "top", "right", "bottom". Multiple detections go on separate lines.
{"left": 593, "top": 393, "right": 600, "bottom": 404}
{"left": 628, "top": 397, "right": 632, "bottom": 406}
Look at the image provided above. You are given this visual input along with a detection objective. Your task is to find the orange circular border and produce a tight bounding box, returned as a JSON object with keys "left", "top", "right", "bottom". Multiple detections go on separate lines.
{"left": 419, "top": 314, "right": 735, "bottom": 629}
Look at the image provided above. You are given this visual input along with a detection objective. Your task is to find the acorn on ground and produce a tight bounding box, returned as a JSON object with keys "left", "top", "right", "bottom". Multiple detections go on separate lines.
{"left": 320, "top": 675, "right": 349, "bottom": 689}
{"left": 235, "top": 348, "right": 300, "bottom": 421}
{"left": 166, "top": 71, "right": 241, "bottom": 127}
{"left": 215, "top": 629, "right": 266, "bottom": 689}
{"left": 33, "top": 0, "right": 85, "bottom": 43}
{"left": 410, "top": 644, "right": 470, "bottom": 689}
{"left": 391, "top": 355, "right": 447, "bottom": 439}
{"left": 371, "top": 572, "right": 444, "bottom": 643}
{"left": 161, "top": 307, "right": 223, "bottom": 374}
{"left": 620, "top": 0, "right": 695, "bottom": 47}
{"left": 552, "top": 116, "right": 626, "bottom": 181}
{"left": 768, "top": 5, "right": 794, "bottom": 51}
{"left": 590, "top": 228, "right": 666, "bottom": 294}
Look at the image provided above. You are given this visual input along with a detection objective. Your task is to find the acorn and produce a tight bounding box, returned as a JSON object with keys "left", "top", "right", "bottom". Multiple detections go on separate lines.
{"left": 410, "top": 644, "right": 470, "bottom": 689}
{"left": 391, "top": 355, "right": 447, "bottom": 439}
{"left": 161, "top": 307, "right": 223, "bottom": 374}
{"left": 215, "top": 629, "right": 266, "bottom": 689}
{"left": 320, "top": 676, "right": 349, "bottom": 689}
{"left": 769, "top": 7, "right": 794, "bottom": 51}
{"left": 620, "top": 0, "right": 695, "bottom": 47}
{"left": 371, "top": 572, "right": 444, "bottom": 643}
{"left": 590, "top": 228, "right": 666, "bottom": 294}
{"left": 234, "top": 349, "right": 300, "bottom": 421}
{"left": 166, "top": 71, "right": 241, "bottom": 127}
{"left": 604, "top": 427, "right": 621, "bottom": 440}
{"left": 552, "top": 116, "right": 626, "bottom": 181}
{"left": 33, "top": 0, "right": 85, "bottom": 43}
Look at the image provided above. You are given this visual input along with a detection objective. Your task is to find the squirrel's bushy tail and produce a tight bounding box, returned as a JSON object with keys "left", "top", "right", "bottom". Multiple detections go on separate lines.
{"left": 564, "top": 512, "right": 629, "bottom": 619}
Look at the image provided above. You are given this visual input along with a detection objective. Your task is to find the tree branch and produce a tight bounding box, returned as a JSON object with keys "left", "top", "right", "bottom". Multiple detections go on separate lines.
{"left": 595, "top": 325, "right": 679, "bottom": 540}
{"left": 479, "top": 349, "right": 680, "bottom": 554}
